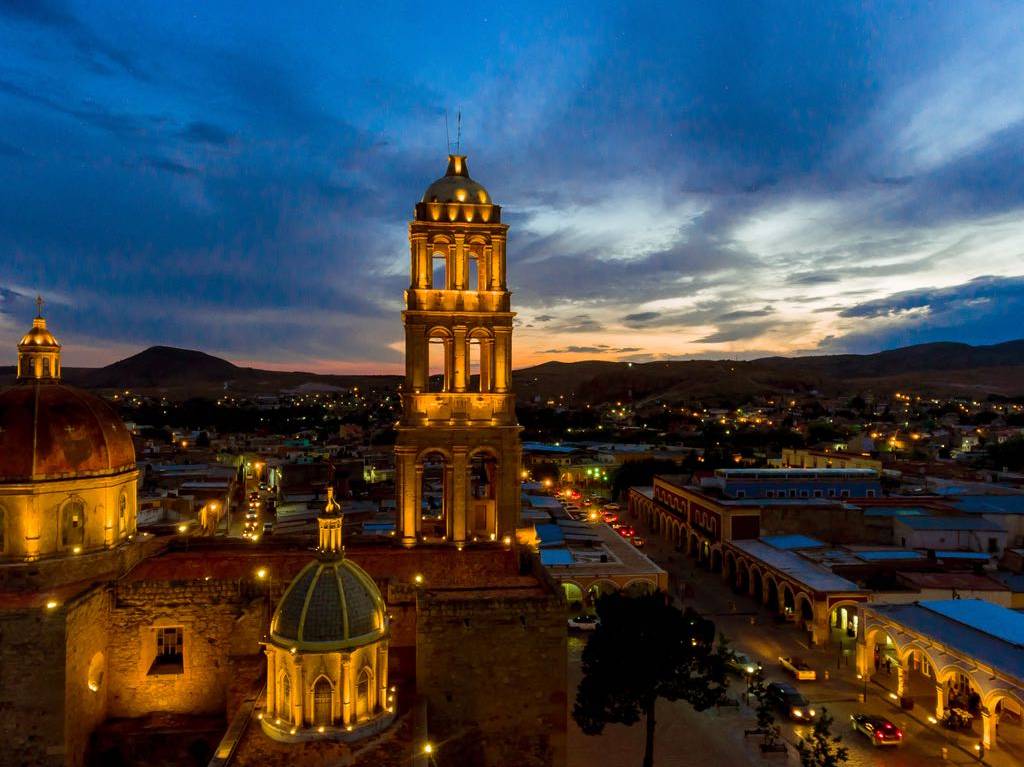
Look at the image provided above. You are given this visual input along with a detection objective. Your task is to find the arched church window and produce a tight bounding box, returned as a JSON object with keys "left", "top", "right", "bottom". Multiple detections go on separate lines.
{"left": 42, "top": 357, "right": 50, "bottom": 376}
{"left": 313, "top": 676, "right": 332, "bottom": 726}
{"left": 427, "top": 337, "right": 447, "bottom": 393}
{"left": 281, "top": 673, "right": 292, "bottom": 721}
{"left": 61, "top": 499, "right": 86, "bottom": 549}
{"left": 432, "top": 252, "right": 447, "bottom": 290}
{"left": 356, "top": 667, "right": 373, "bottom": 719}
{"left": 119, "top": 493, "right": 128, "bottom": 538}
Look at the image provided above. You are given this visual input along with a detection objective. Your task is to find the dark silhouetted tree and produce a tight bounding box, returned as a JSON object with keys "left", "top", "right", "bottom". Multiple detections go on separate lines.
{"left": 796, "top": 708, "right": 849, "bottom": 767}
{"left": 573, "top": 591, "right": 729, "bottom": 767}
{"left": 750, "top": 672, "right": 781, "bottom": 748}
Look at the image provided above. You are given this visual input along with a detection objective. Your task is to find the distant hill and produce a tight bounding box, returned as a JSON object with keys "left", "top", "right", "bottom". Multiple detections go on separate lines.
{"left": 0, "top": 345, "right": 402, "bottom": 396}
{"left": 2, "top": 339, "right": 1022, "bottom": 401}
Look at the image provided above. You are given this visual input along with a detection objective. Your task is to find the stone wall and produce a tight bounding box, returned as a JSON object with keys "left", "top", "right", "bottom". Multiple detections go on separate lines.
{"left": 64, "top": 587, "right": 111, "bottom": 767}
{"left": 105, "top": 579, "right": 265, "bottom": 719}
{"left": 0, "top": 606, "right": 69, "bottom": 767}
{"left": 415, "top": 591, "right": 567, "bottom": 767}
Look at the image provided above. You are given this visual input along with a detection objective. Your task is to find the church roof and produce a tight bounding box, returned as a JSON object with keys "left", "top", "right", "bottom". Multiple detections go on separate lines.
{"left": 421, "top": 154, "right": 491, "bottom": 205}
{"left": 0, "top": 382, "right": 137, "bottom": 482}
{"left": 270, "top": 556, "right": 386, "bottom": 651}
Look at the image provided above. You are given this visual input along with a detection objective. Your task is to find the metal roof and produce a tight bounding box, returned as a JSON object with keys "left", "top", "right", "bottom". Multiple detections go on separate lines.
{"left": 731, "top": 539, "right": 860, "bottom": 594}
{"left": 952, "top": 496, "right": 1024, "bottom": 515}
{"left": 762, "top": 534, "right": 825, "bottom": 551}
{"left": 895, "top": 516, "right": 1005, "bottom": 531}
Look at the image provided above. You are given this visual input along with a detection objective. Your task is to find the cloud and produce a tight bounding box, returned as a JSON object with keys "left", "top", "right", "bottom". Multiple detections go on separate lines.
{"left": 538, "top": 344, "right": 641, "bottom": 355}
{"left": 623, "top": 311, "right": 660, "bottom": 324}
{"left": 0, "top": 0, "right": 144, "bottom": 78}
{"left": 179, "top": 121, "right": 234, "bottom": 146}
{"left": 824, "top": 275, "right": 1024, "bottom": 352}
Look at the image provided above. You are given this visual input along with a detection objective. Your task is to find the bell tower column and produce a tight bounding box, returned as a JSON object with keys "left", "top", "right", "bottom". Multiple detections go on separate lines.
{"left": 395, "top": 154, "right": 521, "bottom": 546}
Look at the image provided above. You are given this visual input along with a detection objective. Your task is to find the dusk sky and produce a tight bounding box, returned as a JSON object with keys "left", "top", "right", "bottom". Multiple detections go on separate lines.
{"left": 2, "top": 1, "right": 1024, "bottom": 373}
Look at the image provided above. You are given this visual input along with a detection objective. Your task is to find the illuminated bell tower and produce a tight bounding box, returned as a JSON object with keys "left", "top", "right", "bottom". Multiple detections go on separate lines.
{"left": 395, "top": 154, "right": 521, "bottom": 547}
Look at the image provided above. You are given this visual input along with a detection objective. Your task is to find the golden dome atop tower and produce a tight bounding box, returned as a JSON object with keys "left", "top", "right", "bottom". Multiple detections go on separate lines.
{"left": 1, "top": 300, "right": 139, "bottom": 564}
{"left": 415, "top": 154, "right": 500, "bottom": 223}
{"left": 17, "top": 297, "right": 61, "bottom": 380}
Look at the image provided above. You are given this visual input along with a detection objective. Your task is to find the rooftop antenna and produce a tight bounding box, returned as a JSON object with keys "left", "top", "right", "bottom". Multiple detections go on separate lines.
{"left": 445, "top": 109, "right": 451, "bottom": 154}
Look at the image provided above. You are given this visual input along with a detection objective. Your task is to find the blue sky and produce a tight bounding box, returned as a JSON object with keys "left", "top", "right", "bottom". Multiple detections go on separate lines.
{"left": 1, "top": 1, "right": 1023, "bottom": 371}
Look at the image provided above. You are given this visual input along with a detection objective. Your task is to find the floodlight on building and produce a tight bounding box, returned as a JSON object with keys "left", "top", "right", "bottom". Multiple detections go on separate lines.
{"left": 177, "top": 524, "right": 188, "bottom": 534}
{"left": 423, "top": 742, "right": 434, "bottom": 755}
{"left": 45, "top": 599, "right": 59, "bottom": 610}
{"left": 317, "top": 725, "right": 325, "bottom": 733}
{"left": 256, "top": 568, "right": 267, "bottom": 579}
{"left": 72, "top": 546, "right": 82, "bottom": 554}
{"left": 414, "top": 573, "right": 424, "bottom": 585}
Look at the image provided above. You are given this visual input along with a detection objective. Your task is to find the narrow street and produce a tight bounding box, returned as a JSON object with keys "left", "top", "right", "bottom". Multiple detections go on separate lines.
{"left": 566, "top": 509, "right": 1013, "bottom": 767}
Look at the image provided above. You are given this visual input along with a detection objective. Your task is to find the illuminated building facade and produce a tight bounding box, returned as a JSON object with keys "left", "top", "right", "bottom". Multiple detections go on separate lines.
{"left": 0, "top": 307, "right": 139, "bottom": 564}
{"left": 395, "top": 155, "right": 522, "bottom": 547}
{"left": 262, "top": 487, "right": 394, "bottom": 742}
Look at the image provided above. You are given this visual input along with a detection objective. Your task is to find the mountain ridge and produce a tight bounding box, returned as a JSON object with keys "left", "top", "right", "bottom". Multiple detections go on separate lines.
{"left": 1, "top": 340, "right": 1023, "bottom": 400}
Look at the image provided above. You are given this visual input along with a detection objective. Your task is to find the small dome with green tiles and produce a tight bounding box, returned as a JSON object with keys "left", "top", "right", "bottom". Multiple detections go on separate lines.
{"left": 269, "top": 557, "right": 386, "bottom": 651}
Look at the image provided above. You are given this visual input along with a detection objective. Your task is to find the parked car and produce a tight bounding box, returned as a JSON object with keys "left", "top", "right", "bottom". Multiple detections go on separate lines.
{"left": 766, "top": 682, "right": 816, "bottom": 722}
{"left": 568, "top": 615, "right": 600, "bottom": 631}
{"left": 779, "top": 655, "right": 817, "bottom": 680}
{"left": 631, "top": 536, "right": 645, "bottom": 548}
{"left": 263, "top": 521, "right": 274, "bottom": 535}
{"left": 850, "top": 714, "right": 903, "bottom": 746}
{"left": 726, "top": 652, "right": 762, "bottom": 677}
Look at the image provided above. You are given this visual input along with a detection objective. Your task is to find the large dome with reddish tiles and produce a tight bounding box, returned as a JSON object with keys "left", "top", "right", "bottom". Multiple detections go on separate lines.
{"left": 0, "top": 382, "right": 136, "bottom": 483}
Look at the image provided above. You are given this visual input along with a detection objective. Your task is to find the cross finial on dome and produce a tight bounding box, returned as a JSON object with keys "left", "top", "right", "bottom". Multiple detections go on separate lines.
{"left": 35, "top": 295, "right": 44, "bottom": 318}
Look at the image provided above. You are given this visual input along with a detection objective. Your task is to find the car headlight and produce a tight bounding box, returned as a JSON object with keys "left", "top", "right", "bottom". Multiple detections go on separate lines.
{"left": 808, "top": 709, "right": 816, "bottom": 717}
{"left": 745, "top": 665, "right": 755, "bottom": 674}
{"left": 792, "top": 708, "right": 803, "bottom": 718}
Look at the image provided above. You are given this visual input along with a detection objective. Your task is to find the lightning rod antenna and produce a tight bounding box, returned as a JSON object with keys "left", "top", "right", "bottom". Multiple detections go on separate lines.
{"left": 445, "top": 110, "right": 451, "bottom": 155}
{"left": 456, "top": 108, "right": 462, "bottom": 154}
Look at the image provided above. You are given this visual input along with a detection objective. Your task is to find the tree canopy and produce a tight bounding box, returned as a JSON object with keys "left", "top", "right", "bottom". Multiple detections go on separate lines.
{"left": 573, "top": 591, "right": 729, "bottom": 766}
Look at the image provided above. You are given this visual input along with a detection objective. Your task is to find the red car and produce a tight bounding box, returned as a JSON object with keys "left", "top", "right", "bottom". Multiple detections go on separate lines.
{"left": 850, "top": 714, "right": 903, "bottom": 746}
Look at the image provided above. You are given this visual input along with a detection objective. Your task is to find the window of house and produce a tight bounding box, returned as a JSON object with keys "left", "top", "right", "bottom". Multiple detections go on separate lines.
{"left": 61, "top": 499, "right": 86, "bottom": 548}
{"left": 989, "top": 537, "right": 999, "bottom": 553}
{"left": 765, "top": 490, "right": 774, "bottom": 498}
{"left": 735, "top": 490, "right": 745, "bottom": 499}
{"left": 866, "top": 490, "right": 876, "bottom": 498}
{"left": 799, "top": 490, "right": 809, "bottom": 498}
{"left": 149, "top": 626, "right": 184, "bottom": 675}
{"left": 840, "top": 490, "right": 850, "bottom": 498}
{"left": 814, "top": 490, "right": 823, "bottom": 498}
